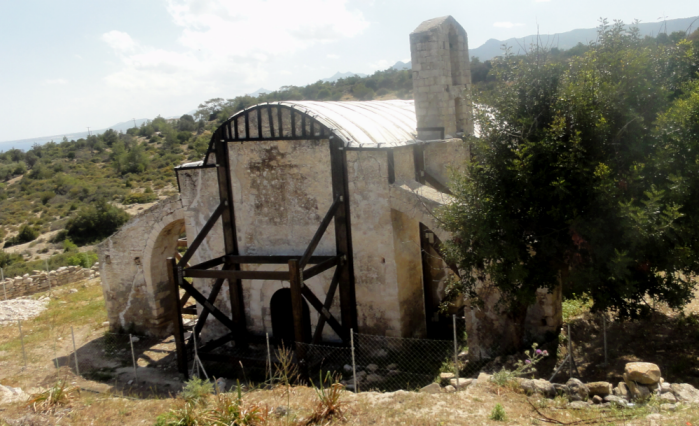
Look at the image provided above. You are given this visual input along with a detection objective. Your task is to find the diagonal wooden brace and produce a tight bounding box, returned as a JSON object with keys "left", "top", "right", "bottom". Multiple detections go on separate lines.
{"left": 312, "top": 265, "right": 342, "bottom": 344}
{"left": 179, "top": 201, "right": 226, "bottom": 266}
{"left": 178, "top": 275, "right": 240, "bottom": 338}
{"left": 301, "top": 282, "right": 348, "bottom": 342}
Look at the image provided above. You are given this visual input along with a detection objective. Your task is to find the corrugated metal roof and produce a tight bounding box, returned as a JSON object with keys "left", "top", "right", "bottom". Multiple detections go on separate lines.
{"left": 281, "top": 100, "right": 418, "bottom": 148}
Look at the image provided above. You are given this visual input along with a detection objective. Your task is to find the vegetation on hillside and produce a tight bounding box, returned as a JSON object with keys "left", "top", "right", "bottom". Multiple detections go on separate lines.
{"left": 440, "top": 21, "right": 699, "bottom": 345}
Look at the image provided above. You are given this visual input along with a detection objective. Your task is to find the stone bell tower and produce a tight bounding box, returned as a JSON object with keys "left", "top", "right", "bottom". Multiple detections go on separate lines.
{"left": 410, "top": 16, "right": 473, "bottom": 140}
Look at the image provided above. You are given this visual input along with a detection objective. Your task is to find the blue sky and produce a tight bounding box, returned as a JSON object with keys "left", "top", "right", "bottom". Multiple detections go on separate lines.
{"left": 1, "top": 0, "right": 697, "bottom": 142}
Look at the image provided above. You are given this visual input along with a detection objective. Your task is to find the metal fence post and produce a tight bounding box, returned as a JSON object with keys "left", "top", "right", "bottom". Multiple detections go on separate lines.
{"left": 45, "top": 260, "right": 52, "bottom": 298}
{"left": 350, "top": 328, "right": 358, "bottom": 393}
{"left": 18, "top": 320, "right": 27, "bottom": 370}
{"left": 129, "top": 334, "right": 138, "bottom": 381}
{"left": 568, "top": 323, "right": 573, "bottom": 379}
{"left": 266, "top": 333, "right": 272, "bottom": 382}
{"left": 453, "top": 315, "right": 459, "bottom": 390}
{"left": 71, "top": 326, "right": 80, "bottom": 376}
{"left": 2, "top": 268, "right": 6, "bottom": 300}
{"left": 53, "top": 335, "right": 59, "bottom": 369}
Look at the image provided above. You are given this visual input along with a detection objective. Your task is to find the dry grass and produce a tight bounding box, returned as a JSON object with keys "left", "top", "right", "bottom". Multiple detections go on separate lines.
{"left": 26, "top": 379, "right": 80, "bottom": 413}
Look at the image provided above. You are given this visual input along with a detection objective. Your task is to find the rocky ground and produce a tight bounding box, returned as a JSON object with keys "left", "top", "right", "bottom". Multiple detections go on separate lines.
{"left": 0, "top": 298, "right": 49, "bottom": 326}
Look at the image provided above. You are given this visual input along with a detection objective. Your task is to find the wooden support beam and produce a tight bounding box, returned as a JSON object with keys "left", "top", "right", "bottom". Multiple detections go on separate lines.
{"left": 225, "top": 255, "right": 333, "bottom": 265}
{"left": 289, "top": 259, "right": 308, "bottom": 369}
{"left": 425, "top": 228, "right": 460, "bottom": 278}
{"left": 166, "top": 257, "right": 188, "bottom": 379}
{"left": 299, "top": 197, "right": 341, "bottom": 268}
{"left": 301, "top": 279, "right": 347, "bottom": 342}
{"left": 329, "top": 138, "right": 358, "bottom": 336}
{"left": 190, "top": 275, "right": 226, "bottom": 349}
{"left": 312, "top": 265, "right": 342, "bottom": 344}
{"left": 179, "top": 278, "right": 241, "bottom": 337}
{"left": 387, "top": 150, "right": 395, "bottom": 184}
{"left": 197, "top": 332, "right": 235, "bottom": 354}
{"left": 186, "top": 256, "right": 226, "bottom": 271}
{"left": 184, "top": 268, "right": 289, "bottom": 281}
{"left": 179, "top": 201, "right": 225, "bottom": 266}
{"left": 177, "top": 239, "right": 188, "bottom": 248}
{"left": 214, "top": 136, "right": 248, "bottom": 345}
{"left": 181, "top": 307, "right": 197, "bottom": 315}
{"left": 303, "top": 256, "right": 339, "bottom": 280}
{"left": 179, "top": 292, "right": 191, "bottom": 308}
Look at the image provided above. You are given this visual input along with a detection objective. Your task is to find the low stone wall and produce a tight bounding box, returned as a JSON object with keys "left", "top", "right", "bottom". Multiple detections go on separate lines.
{"left": 0, "top": 263, "right": 100, "bottom": 299}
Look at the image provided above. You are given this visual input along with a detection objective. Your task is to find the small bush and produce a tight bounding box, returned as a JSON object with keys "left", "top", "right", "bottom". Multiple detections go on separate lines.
{"left": 67, "top": 251, "right": 98, "bottom": 268}
{"left": 562, "top": 293, "right": 593, "bottom": 322}
{"left": 180, "top": 377, "right": 213, "bottom": 405}
{"left": 489, "top": 403, "right": 507, "bottom": 421}
{"left": 4, "top": 224, "right": 40, "bottom": 247}
{"left": 65, "top": 200, "right": 130, "bottom": 245}
{"left": 123, "top": 191, "right": 157, "bottom": 205}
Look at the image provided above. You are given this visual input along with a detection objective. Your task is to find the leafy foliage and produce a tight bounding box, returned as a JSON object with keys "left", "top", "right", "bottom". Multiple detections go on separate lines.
{"left": 65, "top": 200, "right": 130, "bottom": 245}
{"left": 440, "top": 21, "right": 699, "bottom": 337}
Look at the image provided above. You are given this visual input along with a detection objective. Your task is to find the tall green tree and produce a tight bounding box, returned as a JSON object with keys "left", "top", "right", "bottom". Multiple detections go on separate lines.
{"left": 440, "top": 21, "right": 699, "bottom": 346}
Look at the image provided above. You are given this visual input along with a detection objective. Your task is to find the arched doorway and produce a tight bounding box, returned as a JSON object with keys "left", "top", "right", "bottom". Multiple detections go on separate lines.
{"left": 270, "top": 288, "right": 311, "bottom": 347}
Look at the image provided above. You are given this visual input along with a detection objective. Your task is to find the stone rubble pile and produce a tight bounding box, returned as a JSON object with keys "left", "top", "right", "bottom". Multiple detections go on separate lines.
{"left": 0, "top": 384, "right": 28, "bottom": 405}
{"left": 0, "top": 263, "right": 99, "bottom": 300}
{"left": 0, "top": 298, "right": 49, "bottom": 325}
{"left": 415, "top": 361, "right": 699, "bottom": 412}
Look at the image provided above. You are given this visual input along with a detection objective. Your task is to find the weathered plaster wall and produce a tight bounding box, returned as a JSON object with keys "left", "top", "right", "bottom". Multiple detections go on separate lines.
{"left": 227, "top": 140, "right": 341, "bottom": 341}
{"left": 424, "top": 139, "right": 468, "bottom": 187}
{"left": 346, "top": 150, "right": 403, "bottom": 336}
{"left": 391, "top": 209, "right": 426, "bottom": 337}
{"left": 98, "top": 195, "right": 185, "bottom": 336}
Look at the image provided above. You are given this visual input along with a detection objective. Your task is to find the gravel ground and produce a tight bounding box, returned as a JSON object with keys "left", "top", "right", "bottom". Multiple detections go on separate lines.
{"left": 0, "top": 298, "right": 49, "bottom": 325}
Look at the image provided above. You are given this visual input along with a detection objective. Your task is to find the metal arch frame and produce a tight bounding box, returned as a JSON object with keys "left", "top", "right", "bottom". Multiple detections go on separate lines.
{"left": 169, "top": 103, "right": 357, "bottom": 379}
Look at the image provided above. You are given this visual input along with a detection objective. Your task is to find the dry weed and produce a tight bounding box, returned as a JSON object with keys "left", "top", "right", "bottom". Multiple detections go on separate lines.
{"left": 303, "top": 372, "right": 346, "bottom": 425}
{"left": 26, "top": 379, "right": 80, "bottom": 413}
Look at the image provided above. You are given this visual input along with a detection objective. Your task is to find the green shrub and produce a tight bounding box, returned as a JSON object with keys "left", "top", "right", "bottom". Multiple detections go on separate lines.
{"left": 489, "top": 403, "right": 507, "bottom": 421}
{"left": 65, "top": 200, "right": 130, "bottom": 245}
{"left": 123, "top": 191, "right": 157, "bottom": 205}
{"left": 66, "top": 251, "right": 98, "bottom": 268}
{"left": 562, "top": 294, "right": 593, "bottom": 322}
{"left": 4, "top": 224, "right": 40, "bottom": 247}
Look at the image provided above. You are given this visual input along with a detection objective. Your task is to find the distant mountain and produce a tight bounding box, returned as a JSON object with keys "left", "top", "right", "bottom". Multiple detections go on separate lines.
{"left": 246, "top": 88, "right": 272, "bottom": 97}
{"left": 321, "top": 71, "right": 368, "bottom": 83}
{"left": 391, "top": 61, "right": 411, "bottom": 71}
{"left": 0, "top": 119, "right": 150, "bottom": 152}
{"left": 470, "top": 16, "right": 699, "bottom": 60}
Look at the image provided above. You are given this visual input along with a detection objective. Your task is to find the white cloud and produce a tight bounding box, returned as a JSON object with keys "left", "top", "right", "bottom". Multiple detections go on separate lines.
{"left": 493, "top": 22, "right": 525, "bottom": 28}
{"left": 42, "top": 78, "right": 68, "bottom": 85}
{"left": 102, "top": 30, "right": 138, "bottom": 52}
{"left": 98, "top": 0, "right": 369, "bottom": 103}
{"left": 166, "top": 0, "right": 368, "bottom": 57}
{"left": 327, "top": 54, "right": 340, "bottom": 59}
{"left": 534, "top": 0, "right": 551, "bottom": 2}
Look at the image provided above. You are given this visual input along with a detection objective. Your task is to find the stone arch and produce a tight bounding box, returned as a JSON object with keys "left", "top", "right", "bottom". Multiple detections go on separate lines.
{"left": 139, "top": 200, "right": 186, "bottom": 334}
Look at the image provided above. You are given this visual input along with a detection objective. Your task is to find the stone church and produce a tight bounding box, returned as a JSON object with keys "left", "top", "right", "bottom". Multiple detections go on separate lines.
{"left": 97, "top": 16, "right": 561, "bottom": 369}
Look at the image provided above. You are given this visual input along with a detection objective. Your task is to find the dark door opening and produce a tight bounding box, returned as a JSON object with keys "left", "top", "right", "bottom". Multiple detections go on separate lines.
{"left": 270, "top": 288, "right": 311, "bottom": 347}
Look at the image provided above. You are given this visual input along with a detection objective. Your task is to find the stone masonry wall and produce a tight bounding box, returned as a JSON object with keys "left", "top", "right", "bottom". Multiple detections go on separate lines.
{"left": 1, "top": 263, "right": 100, "bottom": 300}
